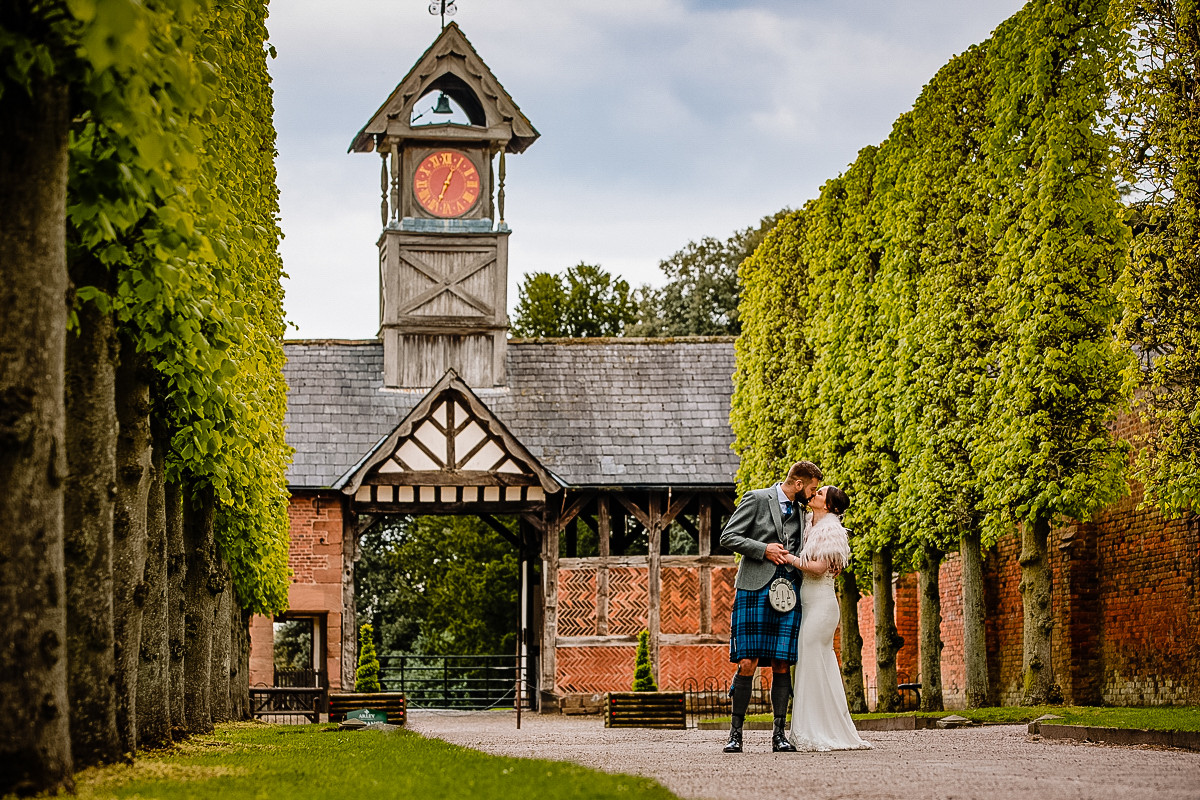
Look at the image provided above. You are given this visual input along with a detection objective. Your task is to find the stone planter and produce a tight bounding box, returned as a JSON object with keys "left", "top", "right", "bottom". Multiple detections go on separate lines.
{"left": 604, "top": 691, "right": 687, "bottom": 729}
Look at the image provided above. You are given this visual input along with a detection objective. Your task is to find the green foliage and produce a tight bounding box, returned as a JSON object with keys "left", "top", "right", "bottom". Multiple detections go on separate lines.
{"left": 511, "top": 263, "right": 638, "bottom": 338}
{"left": 731, "top": 0, "right": 1134, "bottom": 585}
{"left": 632, "top": 211, "right": 788, "bottom": 337}
{"left": 71, "top": 723, "right": 679, "bottom": 800}
{"left": 355, "top": 623, "right": 382, "bottom": 693}
{"left": 358, "top": 516, "right": 519, "bottom": 656}
{"left": 974, "top": 0, "right": 1133, "bottom": 534}
{"left": 273, "top": 619, "right": 313, "bottom": 671}
{"left": 631, "top": 630, "right": 657, "bottom": 692}
{"left": 1110, "top": 0, "right": 1200, "bottom": 514}
{"left": 51, "top": 0, "right": 291, "bottom": 615}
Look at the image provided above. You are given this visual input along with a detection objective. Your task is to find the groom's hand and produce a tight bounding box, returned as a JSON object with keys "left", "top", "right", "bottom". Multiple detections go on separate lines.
{"left": 764, "top": 543, "right": 790, "bottom": 564}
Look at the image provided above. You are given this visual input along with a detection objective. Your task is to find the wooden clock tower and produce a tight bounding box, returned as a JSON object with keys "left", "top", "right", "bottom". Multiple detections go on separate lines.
{"left": 350, "top": 23, "right": 539, "bottom": 388}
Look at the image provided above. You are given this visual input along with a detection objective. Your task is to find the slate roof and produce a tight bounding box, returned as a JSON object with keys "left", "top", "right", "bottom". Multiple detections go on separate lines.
{"left": 283, "top": 338, "right": 740, "bottom": 490}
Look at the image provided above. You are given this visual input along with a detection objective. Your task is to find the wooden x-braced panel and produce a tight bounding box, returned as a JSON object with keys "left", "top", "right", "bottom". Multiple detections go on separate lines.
{"left": 396, "top": 247, "right": 497, "bottom": 319}
{"left": 659, "top": 567, "right": 700, "bottom": 635}
{"left": 606, "top": 567, "right": 649, "bottom": 636}
{"left": 378, "top": 393, "right": 530, "bottom": 476}
{"left": 557, "top": 568, "right": 597, "bottom": 637}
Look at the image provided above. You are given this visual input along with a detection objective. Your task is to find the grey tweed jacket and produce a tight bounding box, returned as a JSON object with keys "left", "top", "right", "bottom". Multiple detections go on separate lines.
{"left": 718, "top": 484, "right": 807, "bottom": 591}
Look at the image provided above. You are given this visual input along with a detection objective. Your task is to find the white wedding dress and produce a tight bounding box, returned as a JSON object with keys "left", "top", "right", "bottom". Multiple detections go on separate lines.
{"left": 789, "top": 514, "right": 872, "bottom": 751}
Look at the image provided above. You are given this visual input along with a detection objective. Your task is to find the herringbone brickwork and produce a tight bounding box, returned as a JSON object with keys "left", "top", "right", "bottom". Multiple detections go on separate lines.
{"left": 557, "top": 567, "right": 597, "bottom": 637}
{"left": 556, "top": 646, "right": 637, "bottom": 693}
{"left": 660, "top": 567, "right": 700, "bottom": 634}
{"left": 607, "top": 567, "right": 649, "bottom": 635}
{"left": 658, "top": 645, "right": 732, "bottom": 690}
{"left": 711, "top": 566, "right": 736, "bottom": 637}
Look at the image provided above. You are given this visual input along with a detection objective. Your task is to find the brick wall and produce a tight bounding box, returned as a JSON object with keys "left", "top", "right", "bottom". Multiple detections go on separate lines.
{"left": 248, "top": 493, "right": 347, "bottom": 689}
{"left": 937, "top": 555, "right": 966, "bottom": 708}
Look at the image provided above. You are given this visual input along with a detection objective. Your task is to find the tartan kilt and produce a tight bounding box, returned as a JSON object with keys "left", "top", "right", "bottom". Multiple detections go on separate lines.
{"left": 729, "top": 565, "right": 802, "bottom": 664}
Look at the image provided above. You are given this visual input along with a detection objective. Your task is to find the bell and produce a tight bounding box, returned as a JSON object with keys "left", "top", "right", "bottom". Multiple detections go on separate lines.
{"left": 433, "top": 93, "right": 452, "bottom": 115}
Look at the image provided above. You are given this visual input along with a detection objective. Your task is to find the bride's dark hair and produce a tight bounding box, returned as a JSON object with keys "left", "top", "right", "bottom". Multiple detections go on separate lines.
{"left": 824, "top": 486, "right": 850, "bottom": 517}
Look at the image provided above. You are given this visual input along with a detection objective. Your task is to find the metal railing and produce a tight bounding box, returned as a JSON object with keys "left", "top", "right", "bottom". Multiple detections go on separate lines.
{"left": 273, "top": 667, "right": 324, "bottom": 688}
{"left": 250, "top": 686, "right": 328, "bottom": 724}
{"left": 377, "top": 654, "right": 536, "bottom": 710}
{"left": 682, "top": 675, "right": 771, "bottom": 728}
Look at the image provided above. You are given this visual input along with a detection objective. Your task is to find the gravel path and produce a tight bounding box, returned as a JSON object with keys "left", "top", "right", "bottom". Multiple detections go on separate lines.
{"left": 407, "top": 711, "right": 1200, "bottom": 800}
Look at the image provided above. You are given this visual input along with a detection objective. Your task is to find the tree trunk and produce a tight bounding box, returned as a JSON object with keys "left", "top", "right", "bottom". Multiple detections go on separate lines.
{"left": 918, "top": 542, "right": 944, "bottom": 712}
{"left": 836, "top": 571, "right": 868, "bottom": 713}
{"left": 209, "top": 566, "right": 232, "bottom": 724}
{"left": 873, "top": 545, "right": 903, "bottom": 713}
{"left": 1020, "top": 516, "right": 1056, "bottom": 704}
{"left": 234, "top": 605, "right": 252, "bottom": 720}
{"left": 112, "top": 335, "right": 153, "bottom": 755}
{"left": 166, "top": 479, "right": 188, "bottom": 738}
{"left": 0, "top": 74, "right": 74, "bottom": 797}
{"left": 63, "top": 261, "right": 121, "bottom": 767}
{"left": 960, "top": 527, "right": 989, "bottom": 708}
{"left": 136, "top": 431, "right": 172, "bottom": 748}
{"left": 183, "top": 485, "right": 219, "bottom": 734}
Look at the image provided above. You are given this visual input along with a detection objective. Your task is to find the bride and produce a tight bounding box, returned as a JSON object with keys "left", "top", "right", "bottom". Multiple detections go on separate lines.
{"left": 783, "top": 486, "right": 872, "bottom": 751}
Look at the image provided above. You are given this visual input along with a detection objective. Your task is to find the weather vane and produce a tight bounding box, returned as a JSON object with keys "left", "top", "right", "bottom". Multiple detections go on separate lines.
{"left": 429, "top": 0, "right": 457, "bottom": 29}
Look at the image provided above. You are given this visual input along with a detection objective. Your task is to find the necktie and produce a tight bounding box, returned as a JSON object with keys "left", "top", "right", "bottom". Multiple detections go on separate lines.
{"left": 783, "top": 500, "right": 794, "bottom": 519}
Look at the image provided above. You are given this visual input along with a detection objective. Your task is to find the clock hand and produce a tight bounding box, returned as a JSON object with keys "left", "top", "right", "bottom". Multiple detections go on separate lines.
{"left": 436, "top": 163, "right": 460, "bottom": 203}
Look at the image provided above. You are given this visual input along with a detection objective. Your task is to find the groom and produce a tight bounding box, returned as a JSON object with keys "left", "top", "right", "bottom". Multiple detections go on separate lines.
{"left": 718, "top": 460, "right": 823, "bottom": 753}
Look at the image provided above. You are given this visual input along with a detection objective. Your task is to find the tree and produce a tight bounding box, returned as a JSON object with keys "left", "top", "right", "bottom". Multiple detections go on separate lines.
{"left": 633, "top": 212, "right": 787, "bottom": 337}
{"left": 355, "top": 624, "right": 382, "bottom": 693}
{"left": 631, "top": 631, "right": 658, "bottom": 692}
{"left": 1111, "top": 0, "right": 1200, "bottom": 515}
{"left": 976, "top": 0, "right": 1133, "bottom": 705}
{"left": 511, "top": 263, "right": 637, "bottom": 338}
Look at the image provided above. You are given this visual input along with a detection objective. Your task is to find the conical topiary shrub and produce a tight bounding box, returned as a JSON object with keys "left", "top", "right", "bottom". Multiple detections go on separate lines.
{"left": 355, "top": 623, "right": 381, "bottom": 693}
{"left": 631, "top": 630, "right": 657, "bottom": 692}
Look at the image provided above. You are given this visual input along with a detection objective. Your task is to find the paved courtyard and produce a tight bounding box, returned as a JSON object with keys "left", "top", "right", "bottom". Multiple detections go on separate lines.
{"left": 407, "top": 711, "right": 1200, "bottom": 800}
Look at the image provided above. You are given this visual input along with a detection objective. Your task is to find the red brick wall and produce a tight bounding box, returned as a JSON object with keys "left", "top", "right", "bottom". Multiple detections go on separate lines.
{"left": 557, "top": 568, "right": 596, "bottom": 637}
{"left": 659, "top": 645, "right": 732, "bottom": 689}
{"left": 661, "top": 567, "right": 700, "bottom": 634}
{"left": 895, "top": 573, "right": 919, "bottom": 685}
{"left": 936, "top": 555, "right": 966, "bottom": 708}
{"left": 607, "top": 567, "right": 649, "bottom": 635}
{"left": 248, "top": 493, "right": 346, "bottom": 690}
{"left": 711, "top": 567, "right": 736, "bottom": 637}
{"left": 557, "top": 646, "right": 636, "bottom": 693}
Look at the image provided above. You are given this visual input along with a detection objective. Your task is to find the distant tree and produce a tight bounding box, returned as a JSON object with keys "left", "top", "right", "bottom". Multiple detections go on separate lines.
{"left": 631, "top": 630, "right": 658, "bottom": 691}
{"left": 355, "top": 623, "right": 382, "bottom": 693}
{"left": 632, "top": 211, "right": 788, "bottom": 336}
{"left": 512, "top": 263, "right": 637, "bottom": 337}
{"left": 355, "top": 516, "right": 519, "bottom": 656}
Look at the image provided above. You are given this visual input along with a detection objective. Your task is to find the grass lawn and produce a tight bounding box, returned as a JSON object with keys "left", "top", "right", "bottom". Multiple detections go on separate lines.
{"left": 730, "top": 706, "right": 1200, "bottom": 731}
{"left": 56, "top": 722, "right": 678, "bottom": 800}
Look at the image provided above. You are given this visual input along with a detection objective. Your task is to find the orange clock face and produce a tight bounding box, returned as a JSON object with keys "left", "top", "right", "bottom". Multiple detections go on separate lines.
{"left": 413, "top": 150, "right": 481, "bottom": 218}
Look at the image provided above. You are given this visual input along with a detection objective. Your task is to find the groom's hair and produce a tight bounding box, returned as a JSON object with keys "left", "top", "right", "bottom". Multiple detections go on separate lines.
{"left": 785, "top": 460, "right": 823, "bottom": 482}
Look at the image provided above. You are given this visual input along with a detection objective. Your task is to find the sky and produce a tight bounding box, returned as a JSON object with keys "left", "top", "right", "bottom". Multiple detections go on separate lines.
{"left": 269, "top": 0, "right": 1026, "bottom": 340}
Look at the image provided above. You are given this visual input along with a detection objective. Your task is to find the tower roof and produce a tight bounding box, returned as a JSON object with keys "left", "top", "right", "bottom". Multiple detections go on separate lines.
{"left": 349, "top": 22, "right": 539, "bottom": 154}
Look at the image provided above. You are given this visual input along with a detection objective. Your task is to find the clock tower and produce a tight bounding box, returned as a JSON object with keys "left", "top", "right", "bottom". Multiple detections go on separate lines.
{"left": 350, "top": 23, "right": 538, "bottom": 388}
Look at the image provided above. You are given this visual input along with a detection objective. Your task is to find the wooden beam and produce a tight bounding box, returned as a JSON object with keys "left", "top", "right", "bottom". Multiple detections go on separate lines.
{"left": 660, "top": 492, "right": 694, "bottom": 528}
{"left": 540, "top": 503, "right": 560, "bottom": 711}
{"left": 597, "top": 496, "right": 610, "bottom": 636}
{"left": 614, "top": 493, "right": 651, "bottom": 530}
{"left": 675, "top": 513, "right": 699, "bottom": 541}
{"left": 477, "top": 513, "right": 520, "bottom": 549}
{"left": 354, "top": 513, "right": 381, "bottom": 538}
{"left": 714, "top": 491, "right": 737, "bottom": 514}
{"left": 341, "top": 502, "right": 358, "bottom": 691}
{"left": 556, "top": 492, "right": 594, "bottom": 530}
{"left": 520, "top": 512, "right": 545, "bottom": 534}
{"left": 647, "top": 491, "right": 662, "bottom": 684}
{"left": 364, "top": 471, "right": 539, "bottom": 487}
{"left": 699, "top": 495, "right": 712, "bottom": 635}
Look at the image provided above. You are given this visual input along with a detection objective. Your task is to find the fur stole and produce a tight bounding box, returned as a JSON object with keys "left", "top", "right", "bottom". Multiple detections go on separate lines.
{"left": 800, "top": 512, "right": 851, "bottom": 570}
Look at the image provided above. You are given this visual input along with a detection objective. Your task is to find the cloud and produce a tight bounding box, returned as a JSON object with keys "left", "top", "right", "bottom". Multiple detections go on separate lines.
{"left": 269, "top": 0, "right": 1025, "bottom": 339}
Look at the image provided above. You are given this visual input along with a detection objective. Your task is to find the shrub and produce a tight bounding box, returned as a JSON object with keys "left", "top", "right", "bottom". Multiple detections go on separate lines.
{"left": 631, "top": 630, "right": 657, "bottom": 692}
{"left": 355, "top": 623, "right": 382, "bottom": 693}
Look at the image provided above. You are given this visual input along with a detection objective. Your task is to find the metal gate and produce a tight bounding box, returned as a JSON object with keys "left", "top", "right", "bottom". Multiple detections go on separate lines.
{"left": 378, "top": 654, "right": 537, "bottom": 710}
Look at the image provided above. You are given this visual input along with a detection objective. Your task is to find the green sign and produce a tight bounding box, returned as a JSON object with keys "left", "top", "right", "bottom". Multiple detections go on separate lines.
{"left": 346, "top": 708, "right": 387, "bottom": 724}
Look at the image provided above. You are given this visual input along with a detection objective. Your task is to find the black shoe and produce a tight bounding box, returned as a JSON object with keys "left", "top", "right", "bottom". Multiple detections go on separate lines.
{"left": 724, "top": 721, "right": 743, "bottom": 753}
{"left": 772, "top": 719, "right": 796, "bottom": 753}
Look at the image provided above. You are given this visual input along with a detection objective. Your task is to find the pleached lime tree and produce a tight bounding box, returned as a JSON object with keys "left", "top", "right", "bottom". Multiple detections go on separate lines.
{"left": 1111, "top": 0, "right": 1200, "bottom": 516}
{"left": 974, "top": 0, "right": 1133, "bottom": 704}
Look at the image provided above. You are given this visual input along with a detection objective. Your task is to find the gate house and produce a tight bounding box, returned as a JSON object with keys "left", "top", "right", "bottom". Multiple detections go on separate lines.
{"left": 247, "top": 23, "right": 741, "bottom": 707}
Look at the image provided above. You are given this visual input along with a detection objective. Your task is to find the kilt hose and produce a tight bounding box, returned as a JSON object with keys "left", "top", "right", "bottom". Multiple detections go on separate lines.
{"left": 729, "top": 564, "right": 802, "bottom": 664}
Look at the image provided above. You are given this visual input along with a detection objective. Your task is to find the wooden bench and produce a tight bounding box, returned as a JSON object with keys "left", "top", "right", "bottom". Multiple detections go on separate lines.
{"left": 328, "top": 692, "right": 407, "bottom": 725}
{"left": 604, "top": 692, "right": 687, "bottom": 729}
